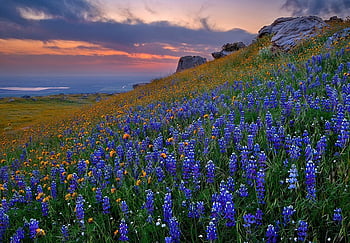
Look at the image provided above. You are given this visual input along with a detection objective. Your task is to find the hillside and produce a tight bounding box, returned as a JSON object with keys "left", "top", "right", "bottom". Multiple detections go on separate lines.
{"left": 0, "top": 19, "right": 349, "bottom": 242}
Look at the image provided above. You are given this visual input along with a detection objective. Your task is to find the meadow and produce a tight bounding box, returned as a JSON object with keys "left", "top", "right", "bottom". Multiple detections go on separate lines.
{"left": 0, "top": 20, "right": 349, "bottom": 242}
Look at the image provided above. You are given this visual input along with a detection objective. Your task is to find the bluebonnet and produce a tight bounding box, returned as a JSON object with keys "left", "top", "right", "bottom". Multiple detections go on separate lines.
{"left": 286, "top": 164, "right": 298, "bottom": 189}
{"left": 29, "top": 218, "right": 39, "bottom": 239}
{"left": 156, "top": 166, "right": 165, "bottom": 182}
{"left": 206, "top": 160, "right": 215, "bottom": 183}
{"left": 145, "top": 189, "right": 154, "bottom": 217}
{"left": 266, "top": 224, "right": 278, "bottom": 243}
{"left": 224, "top": 201, "right": 236, "bottom": 227}
{"left": 255, "top": 208, "right": 263, "bottom": 226}
{"left": 229, "top": 152, "right": 238, "bottom": 176}
{"left": 0, "top": 208, "right": 10, "bottom": 240}
{"left": 121, "top": 200, "right": 129, "bottom": 216}
{"left": 188, "top": 201, "right": 204, "bottom": 218}
{"left": 333, "top": 208, "right": 342, "bottom": 223}
{"left": 305, "top": 160, "right": 316, "bottom": 200}
{"left": 61, "top": 225, "right": 69, "bottom": 242}
{"left": 102, "top": 196, "right": 111, "bottom": 214}
{"left": 169, "top": 217, "right": 180, "bottom": 243}
{"left": 297, "top": 220, "right": 308, "bottom": 241}
{"left": 119, "top": 218, "right": 129, "bottom": 241}
{"left": 282, "top": 205, "right": 296, "bottom": 225}
{"left": 238, "top": 184, "right": 249, "bottom": 197}
{"left": 9, "top": 227, "right": 25, "bottom": 243}
{"left": 95, "top": 187, "right": 103, "bottom": 203}
{"left": 206, "top": 220, "right": 218, "bottom": 241}
{"left": 51, "top": 181, "right": 57, "bottom": 199}
{"left": 256, "top": 168, "right": 265, "bottom": 204}
{"left": 41, "top": 201, "right": 49, "bottom": 216}
{"left": 163, "top": 193, "right": 173, "bottom": 223}
{"left": 75, "top": 195, "right": 85, "bottom": 225}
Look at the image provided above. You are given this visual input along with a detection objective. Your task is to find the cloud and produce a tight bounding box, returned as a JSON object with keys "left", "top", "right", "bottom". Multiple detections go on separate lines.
{"left": 282, "top": 0, "right": 350, "bottom": 17}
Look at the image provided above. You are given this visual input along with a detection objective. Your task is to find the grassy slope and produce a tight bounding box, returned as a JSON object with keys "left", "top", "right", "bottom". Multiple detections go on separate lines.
{"left": 0, "top": 20, "right": 349, "bottom": 242}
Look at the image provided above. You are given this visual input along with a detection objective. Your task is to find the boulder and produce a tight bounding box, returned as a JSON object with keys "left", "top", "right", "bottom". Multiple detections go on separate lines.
{"left": 176, "top": 56, "right": 207, "bottom": 72}
{"left": 211, "top": 42, "right": 246, "bottom": 59}
{"left": 257, "top": 16, "right": 327, "bottom": 51}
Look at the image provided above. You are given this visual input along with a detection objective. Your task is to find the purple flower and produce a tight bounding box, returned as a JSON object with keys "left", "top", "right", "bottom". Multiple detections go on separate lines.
{"left": 238, "top": 184, "right": 249, "bottom": 197}
{"left": 297, "top": 220, "right": 308, "bottom": 241}
{"left": 145, "top": 189, "right": 154, "bottom": 216}
{"left": 266, "top": 224, "right": 278, "bottom": 243}
{"left": 0, "top": 208, "right": 10, "bottom": 240}
{"left": 333, "top": 208, "right": 342, "bottom": 223}
{"left": 95, "top": 187, "right": 103, "bottom": 203}
{"left": 163, "top": 193, "right": 173, "bottom": 223}
{"left": 243, "top": 213, "right": 256, "bottom": 228}
{"left": 206, "top": 160, "right": 215, "bottom": 183}
{"left": 102, "top": 196, "right": 111, "bottom": 214}
{"left": 224, "top": 201, "right": 236, "bottom": 227}
{"left": 256, "top": 168, "right": 265, "bottom": 204}
{"left": 305, "top": 160, "right": 316, "bottom": 200}
{"left": 206, "top": 220, "right": 218, "bottom": 241}
{"left": 10, "top": 227, "right": 25, "bottom": 243}
{"left": 169, "top": 217, "right": 180, "bottom": 243}
{"left": 61, "top": 225, "right": 69, "bottom": 242}
{"left": 75, "top": 195, "right": 85, "bottom": 225}
{"left": 229, "top": 152, "right": 238, "bottom": 176}
{"left": 120, "top": 200, "right": 129, "bottom": 216}
{"left": 29, "top": 218, "right": 39, "bottom": 239}
{"left": 282, "top": 205, "right": 296, "bottom": 225}
{"left": 286, "top": 164, "right": 298, "bottom": 189}
{"left": 41, "top": 201, "right": 49, "bottom": 216}
{"left": 119, "top": 218, "right": 129, "bottom": 241}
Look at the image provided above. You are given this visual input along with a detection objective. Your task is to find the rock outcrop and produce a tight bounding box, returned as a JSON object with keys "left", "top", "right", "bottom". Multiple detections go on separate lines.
{"left": 176, "top": 56, "right": 207, "bottom": 72}
{"left": 212, "top": 42, "right": 246, "bottom": 59}
{"left": 258, "top": 16, "right": 327, "bottom": 51}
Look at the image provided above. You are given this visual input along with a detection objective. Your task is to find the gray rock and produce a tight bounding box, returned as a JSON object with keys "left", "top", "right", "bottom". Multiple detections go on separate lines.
{"left": 212, "top": 42, "right": 246, "bottom": 59}
{"left": 257, "top": 16, "right": 327, "bottom": 51}
{"left": 176, "top": 56, "right": 207, "bottom": 72}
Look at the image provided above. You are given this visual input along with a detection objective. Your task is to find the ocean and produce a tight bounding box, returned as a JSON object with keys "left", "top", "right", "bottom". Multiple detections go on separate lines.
{"left": 0, "top": 75, "right": 155, "bottom": 98}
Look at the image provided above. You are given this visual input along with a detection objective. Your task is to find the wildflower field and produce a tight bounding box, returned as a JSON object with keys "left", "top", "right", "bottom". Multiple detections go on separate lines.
{"left": 0, "top": 21, "right": 349, "bottom": 242}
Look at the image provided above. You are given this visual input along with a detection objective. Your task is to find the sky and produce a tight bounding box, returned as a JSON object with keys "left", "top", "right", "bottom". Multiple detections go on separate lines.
{"left": 0, "top": 0, "right": 349, "bottom": 77}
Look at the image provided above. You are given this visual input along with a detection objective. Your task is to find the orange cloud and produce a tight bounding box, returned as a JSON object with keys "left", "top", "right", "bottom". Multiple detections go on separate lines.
{"left": 0, "top": 39, "right": 178, "bottom": 60}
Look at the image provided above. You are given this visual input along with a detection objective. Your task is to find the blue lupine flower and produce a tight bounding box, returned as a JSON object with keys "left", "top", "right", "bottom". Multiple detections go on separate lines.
{"left": 229, "top": 152, "right": 238, "bottom": 176}
{"left": 333, "top": 208, "right": 342, "bottom": 223}
{"left": 156, "top": 166, "right": 165, "bottom": 182}
{"left": 305, "top": 160, "right": 316, "bottom": 200}
{"left": 121, "top": 200, "right": 129, "bottom": 216}
{"left": 61, "top": 225, "right": 69, "bottom": 242}
{"left": 145, "top": 189, "right": 154, "bottom": 216}
{"left": 211, "top": 201, "right": 222, "bottom": 220}
{"left": 266, "top": 224, "right": 278, "bottom": 243}
{"left": 102, "top": 196, "right": 111, "bottom": 214}
{"left": 227, "top": 176, "right": 235, "bottom": 192}
{"left": 25, "top": 186, "right": 33, "bottom": 202}
{"left": 119, "top": 218, "right": 129, "bottom": 241}
{"left": 206, "top": 220, "right": 218, "bottom": 241}
{"left": 169, "top": 217, "right": 180, "bottom": 243}
{"left": 0, "top": 208, "right": 10, "bottom": 240}
{"left": 243, "top": 213, "right": 256, "bottom": 229}
{"left": 297, "top": 220, "right": 308, "bottom": 241}
{"left": 163, "top": 192, "right": 173, "bottom": 223}
{"left": 95, "top": 187, "right": 103, "bottom": 203}
{"left": 238, "top": 184, "right": 249, "bottom": 197}
{"left": 206, "top": 160, "right": 215, "bottom": 183}
{"left": 75, "top": 195, "right": 85, "bottom": 225}
{"left": 224, "top": 201, "right": 236, "bottom": 227}
{"left": 282, "top": 205, "right": 296, "bottom": 225}
{"left": 255, "top": 208, "right": 263, "bottom": 226}
{"left": 10, "top": 227, "right": 25, "bottom": 243}
{"left": 41, "top": 201, "right": 49, "bottom": 216}
{"left": 286, "top": 164, "right": 298, "bottom": 189}
{"left": 218, "top": 137, "right": 227, "bottom": 153}
{"left": 29, "top": 218, "right": 39, "bottom": 239}
{"left": 51, "top": 181, "right": 57, "bottom": 199}
{"left": 256, "top": 168, "right": 265, "bottom": 204}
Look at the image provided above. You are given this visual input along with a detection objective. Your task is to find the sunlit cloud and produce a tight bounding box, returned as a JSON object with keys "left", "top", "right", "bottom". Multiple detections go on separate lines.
{"left": 0, "top": 39, "right": 178, "bottom": 60}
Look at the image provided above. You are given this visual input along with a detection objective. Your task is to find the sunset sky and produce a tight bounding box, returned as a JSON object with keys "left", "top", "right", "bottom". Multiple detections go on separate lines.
{"left": 0, "top": 0, "right": 349, "bottom": 77}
